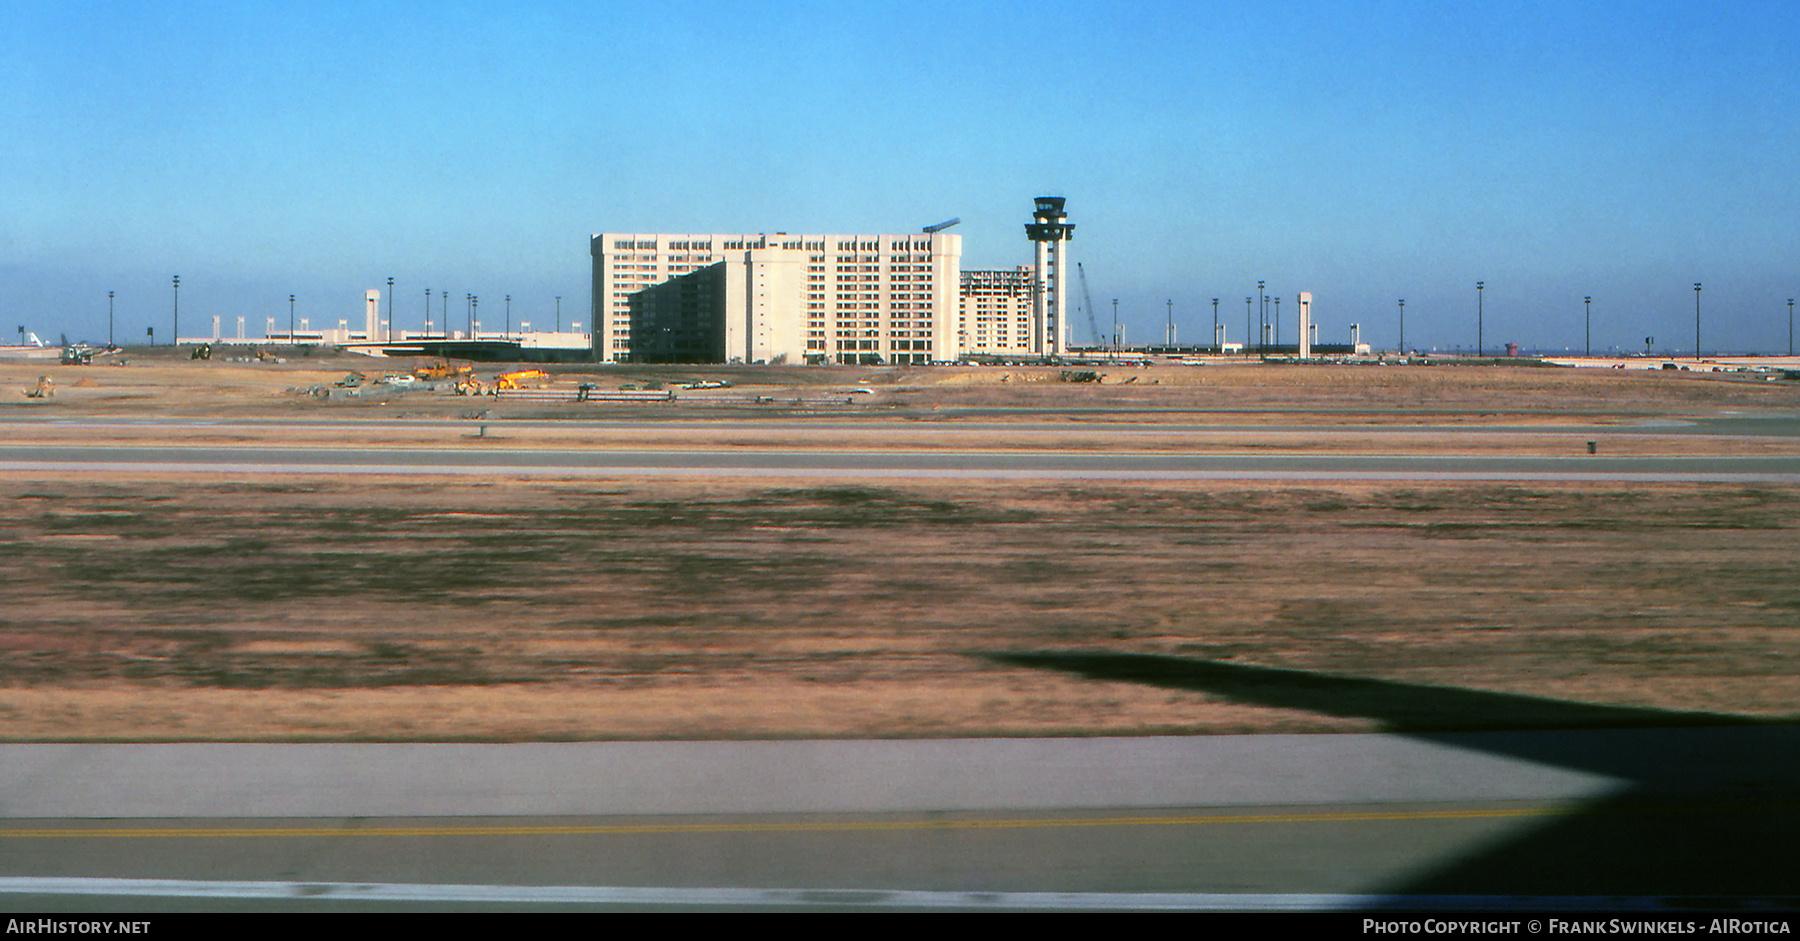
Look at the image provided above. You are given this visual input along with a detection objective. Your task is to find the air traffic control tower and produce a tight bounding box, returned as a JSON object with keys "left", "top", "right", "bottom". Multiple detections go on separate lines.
{"left": 1026, "top": 196, "right": 1075, "bottom": 357}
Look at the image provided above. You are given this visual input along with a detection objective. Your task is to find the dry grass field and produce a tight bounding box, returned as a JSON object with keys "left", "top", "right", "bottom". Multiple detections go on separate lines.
{"left": 2, "top": 354, "right": 1797, "bottom": 740}
{"left": 7, "top": 348, "right": 1800, "bottom": 421}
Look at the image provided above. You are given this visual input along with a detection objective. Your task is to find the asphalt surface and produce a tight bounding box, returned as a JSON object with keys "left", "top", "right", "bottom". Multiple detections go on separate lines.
{"left": 9, "top": 412, "right": 1800, "bottom": 435}
{"left": 1, "top": 729, "right": 1794, "bottom": 910}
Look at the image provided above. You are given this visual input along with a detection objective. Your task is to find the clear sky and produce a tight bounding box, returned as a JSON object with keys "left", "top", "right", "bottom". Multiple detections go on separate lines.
{"left": 4, "top": 0, "right": 1797, "bottom": 353}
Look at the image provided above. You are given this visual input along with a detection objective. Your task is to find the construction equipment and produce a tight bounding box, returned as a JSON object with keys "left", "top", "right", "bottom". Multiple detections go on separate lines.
{"left": 494, "top": 369, "right": 550, "bottom": 391}
{"left": 190, "top": 343, "right": 213, "bottom": 360}
{"left": 1075, "top": 263, "right": 1104, "bottom": 347}
{"left": 922, "top": 218, "right": 961, "bottom": 233}
{"left": 414, "top": 358, "right": 474, "bottom": 381}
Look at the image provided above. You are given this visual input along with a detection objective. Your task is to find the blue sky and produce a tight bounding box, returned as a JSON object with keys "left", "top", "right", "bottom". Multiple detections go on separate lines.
{"left": 4, "top": 0, "right": 1797, "bottom": 353}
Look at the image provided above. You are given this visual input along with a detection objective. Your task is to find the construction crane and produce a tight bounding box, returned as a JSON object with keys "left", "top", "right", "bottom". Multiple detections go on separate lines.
{"left": 921, "top": 218, "right": 960, "bottom": 233}
{"left": 1076, "top": 262, "right": 1104, "bottom": 348}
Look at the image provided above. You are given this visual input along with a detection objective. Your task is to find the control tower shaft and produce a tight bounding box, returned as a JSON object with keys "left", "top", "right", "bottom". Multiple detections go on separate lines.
{"left": 1025, "top": 196, "right": 1075, "bottom": 357}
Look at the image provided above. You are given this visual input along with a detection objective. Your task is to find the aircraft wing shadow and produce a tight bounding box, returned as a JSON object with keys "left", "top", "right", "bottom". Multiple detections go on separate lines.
{"left": 989, "top": 652, "right": 1800, "bottom": 901}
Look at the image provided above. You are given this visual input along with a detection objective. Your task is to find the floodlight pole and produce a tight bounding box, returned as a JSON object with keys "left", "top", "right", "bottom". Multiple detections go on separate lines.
{"left": 1694, "top": 283, "right": 1702, "bottom": 358}
{"left": 1257, "top": 281, "right": 1266, "bottom": 353}
{"left": 1245, "top": 298, "right": 1253, "bottom": 356}
{"left": 1476, "top": 281, "right": 1484, "bottom": 358}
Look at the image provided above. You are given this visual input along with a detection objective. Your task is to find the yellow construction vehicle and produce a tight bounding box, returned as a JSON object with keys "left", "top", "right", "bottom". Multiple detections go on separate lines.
{"left": 414, "top": 359, "right": 474, "bottom": 381}
{"left": 494, "top": 369, "right": 550, "bottom": 390}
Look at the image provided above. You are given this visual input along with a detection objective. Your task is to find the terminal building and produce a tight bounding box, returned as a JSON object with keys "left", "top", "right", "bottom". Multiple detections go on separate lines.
{"left": 590, "top": 197, "right": 1073, "bottom": 365}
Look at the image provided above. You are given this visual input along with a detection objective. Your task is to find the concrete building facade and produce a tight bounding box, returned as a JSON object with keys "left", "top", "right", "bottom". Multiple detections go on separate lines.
{"left": 628, "top": 248, "right": 811, "bottom": 365}
{"left": 592, "top": 232, "right": 961, "bottom": 364}
{"left": 958, "top": 266, "right": 1037, "bottom": 356}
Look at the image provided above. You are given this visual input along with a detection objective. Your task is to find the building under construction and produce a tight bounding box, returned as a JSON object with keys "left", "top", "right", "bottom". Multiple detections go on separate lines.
{"left": 592, "top": 197, "right": 1075, "bottom": 365}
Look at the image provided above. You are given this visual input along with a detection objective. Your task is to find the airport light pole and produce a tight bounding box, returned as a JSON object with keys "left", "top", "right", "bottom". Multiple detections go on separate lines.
{"left": 172, "top": 275, "right": 179, "bottom": 346}
{"left": 505, "top": 294, "right": 512, "bottom": 338}
{"left": 1211, "top": 298, "right": 1219, "bottom": 353}
{"left": 1166, "top": 299, "right": 1174, "bottom": 347}
{"left": 1398, "top": 299, "right": 1405, "bottom": 353}
{"left": 555, "top": 296, "right": 562, "bottom": 334}
{"left": 1694, "top": 283, "right": 1702, "bottom": 358}
{"left": 107, "top": 291, "right": 114, "bottom": 347}
{"left": 1789, "top": 299, "right": 1794, "bottom": 356}
{"left": 1257, "top": 281, "right": 1266, "bottom": 353}
{"left": 1111, "top": 298, "right": 1119, "bottom": 358}
{"left": 386, "top": 277, "right": 395, "bottom": 342}
{"left": 1585, "top": 296, "right": 1592, "bottom": 357}
{"left": 1475, "top": 281, "right": 1484, "bottom": 358}
{"left": 1273, "top": 298, "right": 1281, "bottom": 348}
{"left": 288, "top": 295, "right": 295, "bottom": 342}
{"left": 424, "top": 288, "right": 431, "bottom": 337}
{"left": 1245, "top": 297, "right": 1253, "bottom": 357}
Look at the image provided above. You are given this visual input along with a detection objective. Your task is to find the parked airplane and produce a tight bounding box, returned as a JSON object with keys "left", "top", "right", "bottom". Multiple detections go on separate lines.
{"left": 0, "top": 332, "right": 59, "bottom": 361}
{"left": 0, "top": 333, "right": 118, "bottom": 363}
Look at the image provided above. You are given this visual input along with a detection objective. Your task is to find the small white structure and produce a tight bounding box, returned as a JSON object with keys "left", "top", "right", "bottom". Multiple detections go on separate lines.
{"left": 1296, "top": 291, "right": 1313, "bottom": 358}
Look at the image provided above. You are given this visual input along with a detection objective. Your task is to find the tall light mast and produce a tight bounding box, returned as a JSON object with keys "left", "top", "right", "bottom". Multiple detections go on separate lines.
{"left": 1026, "top": 196, "right": 1075, "bottom": 358}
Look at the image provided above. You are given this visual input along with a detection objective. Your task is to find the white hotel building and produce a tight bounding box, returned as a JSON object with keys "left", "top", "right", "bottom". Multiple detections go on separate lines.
{"left": 591, "top": 231, "right": 962, "bottom": 364}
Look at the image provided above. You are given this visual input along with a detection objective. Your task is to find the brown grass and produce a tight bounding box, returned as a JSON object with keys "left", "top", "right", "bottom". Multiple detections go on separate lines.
{"left": 3, "top": 475, "right": 1795, "bottom": 740}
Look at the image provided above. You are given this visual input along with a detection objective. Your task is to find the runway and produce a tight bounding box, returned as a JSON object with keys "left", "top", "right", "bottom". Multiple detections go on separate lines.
{"left": 5, "top": 444, "right": 1800, "bottom": 481}
{"left": 1, "top": 729, "right": 1794, "bottom": 910}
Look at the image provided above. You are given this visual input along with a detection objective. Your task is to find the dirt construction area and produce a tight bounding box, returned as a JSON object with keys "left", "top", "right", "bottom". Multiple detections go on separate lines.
{"left": 2, "top": 350, "right": 1798, "bottom": 741}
